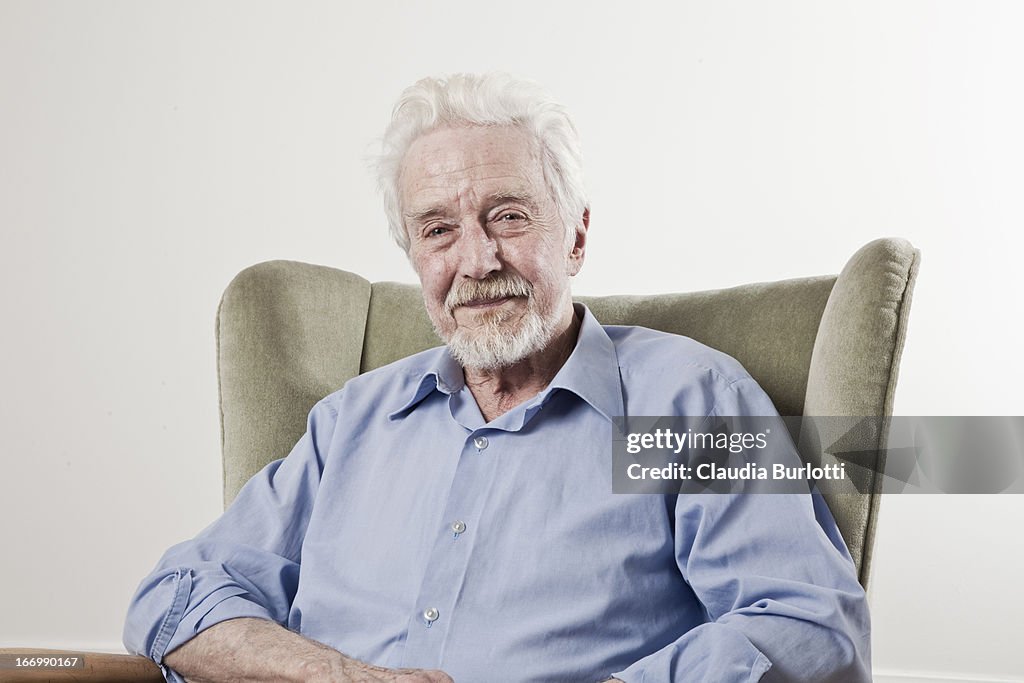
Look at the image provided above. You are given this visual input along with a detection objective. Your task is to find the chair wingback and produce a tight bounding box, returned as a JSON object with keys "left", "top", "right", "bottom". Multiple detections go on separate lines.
{"left": 800, "top": 238, "right": 921, "bottom": 587}
{"left": 217, "top": 238, "right": 919, "bottom": 588}
{"left": 216, "top": 261, "right": 372, "bottom": 504}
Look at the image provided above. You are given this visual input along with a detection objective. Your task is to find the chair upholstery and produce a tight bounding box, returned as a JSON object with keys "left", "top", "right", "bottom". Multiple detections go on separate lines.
{"left": 216, "top": 237, "right": 920, "bottom": 589}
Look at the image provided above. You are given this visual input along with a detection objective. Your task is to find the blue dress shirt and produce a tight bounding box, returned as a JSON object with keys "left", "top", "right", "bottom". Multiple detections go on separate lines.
{"left": 124, "top": 304, "right": 870, "bottom": 682}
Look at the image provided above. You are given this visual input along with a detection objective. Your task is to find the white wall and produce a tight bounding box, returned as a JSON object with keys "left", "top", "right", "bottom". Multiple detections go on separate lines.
{"left": 1, "top": 1, "right": 1021, "bottom": 680}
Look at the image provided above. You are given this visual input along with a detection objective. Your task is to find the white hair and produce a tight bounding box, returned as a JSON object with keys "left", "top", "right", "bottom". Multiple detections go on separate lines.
{"left": 375, "top": 73, "right": 588, "bottom": 252}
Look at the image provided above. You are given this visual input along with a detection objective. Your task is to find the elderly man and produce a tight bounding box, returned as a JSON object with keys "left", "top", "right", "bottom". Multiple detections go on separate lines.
{"left": 124, "top": 74, "right": 870, "bottom": 682}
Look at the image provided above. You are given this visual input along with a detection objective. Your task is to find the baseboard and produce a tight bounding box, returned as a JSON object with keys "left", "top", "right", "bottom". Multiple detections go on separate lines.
{"left": 874, "top": 671, "right": 1024, "bottom": 683}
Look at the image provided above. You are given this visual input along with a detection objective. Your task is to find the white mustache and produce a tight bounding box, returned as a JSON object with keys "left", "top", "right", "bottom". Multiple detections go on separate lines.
{"left": 444, "top": 274, "right": 533, "bottom": 314}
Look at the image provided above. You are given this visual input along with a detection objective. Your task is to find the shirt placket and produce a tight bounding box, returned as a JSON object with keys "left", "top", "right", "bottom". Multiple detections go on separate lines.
{"left": 398, "top": 427, "right": 501, "bottom": 668}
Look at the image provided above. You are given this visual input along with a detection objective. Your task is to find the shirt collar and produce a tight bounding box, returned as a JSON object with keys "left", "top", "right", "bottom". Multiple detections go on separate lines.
{"left": 388, "top": 303, "right": 624, "bottom": 423}
{"left": 539, "top": 303, "right": 624, "bottom": 422}
{"left": 387, "top": 349, "right": 464, "bottom": 420}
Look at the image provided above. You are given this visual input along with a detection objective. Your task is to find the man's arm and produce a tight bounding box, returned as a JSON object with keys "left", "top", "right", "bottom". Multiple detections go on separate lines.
{"left": 614, "top": 492, "right": 868, "bottom": 682}
{"left": 123, "top": 395, "right": 406, "bottom": 683}
{"left": 611, "top": 379, "right": 871, "bottom": 682}
{"left": 162, "top": 618, "right": 451, "bottom": 683}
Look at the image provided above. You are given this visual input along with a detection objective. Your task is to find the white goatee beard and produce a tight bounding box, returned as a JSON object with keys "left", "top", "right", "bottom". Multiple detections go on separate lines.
{"left": 433, "top": 274, "right": 568, "bottom": 371}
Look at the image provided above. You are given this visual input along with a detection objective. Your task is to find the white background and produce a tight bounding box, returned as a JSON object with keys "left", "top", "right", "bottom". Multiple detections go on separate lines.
{"left": 1, "top": 2, "right": 1022, "bottom": 681}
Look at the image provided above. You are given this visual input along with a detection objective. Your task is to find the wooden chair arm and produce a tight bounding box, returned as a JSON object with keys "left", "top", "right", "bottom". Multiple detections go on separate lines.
{"left": 0, "top": 648, "right": 163, "bottom": 682}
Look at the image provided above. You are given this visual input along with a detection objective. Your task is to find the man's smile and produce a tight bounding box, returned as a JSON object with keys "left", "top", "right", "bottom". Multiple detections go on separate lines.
{"left": 460, "top": 295, "right": 519, "bottom": 309}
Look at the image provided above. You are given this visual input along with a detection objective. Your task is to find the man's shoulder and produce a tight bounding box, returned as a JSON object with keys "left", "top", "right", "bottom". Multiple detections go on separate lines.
{"left": 598, "top": 322, "right": 780, "bottom": 416}
{"left": 317, "top": 345, "right": 447, "bottom": 411}
{"left": 602, "top": 323, "right": 752, "bottom": 386}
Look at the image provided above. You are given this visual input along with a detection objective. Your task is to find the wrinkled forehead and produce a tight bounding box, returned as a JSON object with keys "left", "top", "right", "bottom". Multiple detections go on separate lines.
{"left": 399, "top": 124, "right": 546, "bottom": 212}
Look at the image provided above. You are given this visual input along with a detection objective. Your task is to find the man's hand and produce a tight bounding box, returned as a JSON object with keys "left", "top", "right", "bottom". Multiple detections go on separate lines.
{"left": 163, "top": 617, "right": 452, "bottom": 683}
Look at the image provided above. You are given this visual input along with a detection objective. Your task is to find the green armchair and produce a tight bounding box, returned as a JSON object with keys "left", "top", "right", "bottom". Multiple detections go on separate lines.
{"left": 1, "top": 237, "right": 919, "bottom": 681}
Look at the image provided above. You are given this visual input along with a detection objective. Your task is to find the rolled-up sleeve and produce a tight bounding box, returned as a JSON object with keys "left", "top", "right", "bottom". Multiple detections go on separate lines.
{"left": 613, "top": 378, "right": 871, "bottom": 682}
{"left": 123, "top": 396, "right": 338, "bottom": 681}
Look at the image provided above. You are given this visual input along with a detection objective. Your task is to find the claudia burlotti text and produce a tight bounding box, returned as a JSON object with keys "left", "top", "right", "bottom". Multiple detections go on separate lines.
{"left": 623, "top": 427, "right": 847, "bottom": 482}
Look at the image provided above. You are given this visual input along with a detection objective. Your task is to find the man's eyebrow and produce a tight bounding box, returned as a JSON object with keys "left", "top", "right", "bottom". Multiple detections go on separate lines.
{"left": 404, "top": 205, "right": 449, "bottom": 223}
{"left": 489, "top": 192, "right": 540, "bottom": 211}
{"left": 404, "top": 193, "right": 541, "bottom": 223}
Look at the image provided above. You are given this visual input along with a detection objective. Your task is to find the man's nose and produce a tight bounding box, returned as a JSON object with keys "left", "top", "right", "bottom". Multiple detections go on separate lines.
{"left": 458, "top": 222, "right": 502, "bottom": 279}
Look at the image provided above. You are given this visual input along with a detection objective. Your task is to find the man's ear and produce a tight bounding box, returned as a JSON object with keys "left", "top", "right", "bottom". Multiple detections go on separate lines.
{"left": 567, "top": 208, "right": 589, "bottom": 276}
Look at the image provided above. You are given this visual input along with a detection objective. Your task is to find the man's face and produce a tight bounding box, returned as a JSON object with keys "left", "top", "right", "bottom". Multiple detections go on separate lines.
{"left": 400, "top": 125, "right": 585, "bottom": 370}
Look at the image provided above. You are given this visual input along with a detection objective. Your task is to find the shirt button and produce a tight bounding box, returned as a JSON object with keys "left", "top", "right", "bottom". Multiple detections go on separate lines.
{"left": 423, "top": 607, "right": 439, "bottom": 624}
{"left": 474, "top": 436, "right": 489, "bottom": 450}
{"left": 451, "top": 520, "right": 467, "bottom": 534}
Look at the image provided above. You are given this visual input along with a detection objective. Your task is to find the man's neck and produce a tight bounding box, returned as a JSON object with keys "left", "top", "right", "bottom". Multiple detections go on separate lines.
{"left": 463, "top": 306, "right": 581, "bottom": 423}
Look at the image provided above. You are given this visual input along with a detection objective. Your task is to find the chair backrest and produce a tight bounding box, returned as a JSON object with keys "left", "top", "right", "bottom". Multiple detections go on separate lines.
{"left": 216, "top": 237, "right": 920, "bottom": 588}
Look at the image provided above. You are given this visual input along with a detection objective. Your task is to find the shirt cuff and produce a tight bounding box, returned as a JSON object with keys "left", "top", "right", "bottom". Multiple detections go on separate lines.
{"left": 129, "top": 565, "right": 281, "bottom": 671}
{"left": 163, "top": 592, "right": 280, "bottom": 657}
{"left": 155, "top": 593, "right": 281, "bottom": 682}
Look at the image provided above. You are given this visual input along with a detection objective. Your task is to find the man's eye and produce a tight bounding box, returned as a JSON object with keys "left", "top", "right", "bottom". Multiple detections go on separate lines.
{"left": 426, "top": 226, "right": 450, "bottom": 237}
{"left": 498, "top": 212, "right": 525, "bottom": 222}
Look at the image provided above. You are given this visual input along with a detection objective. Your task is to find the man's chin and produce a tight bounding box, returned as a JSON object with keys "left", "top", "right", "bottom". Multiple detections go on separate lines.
{"left": 447, "top": 326, "right": 540, "bottom": 371}
{"left": 450, "top": 347, "right": 527, "bottom": 373}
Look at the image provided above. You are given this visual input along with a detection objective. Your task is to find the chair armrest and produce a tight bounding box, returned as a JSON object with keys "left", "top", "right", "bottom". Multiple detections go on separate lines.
{"left": 0, "top": 648, "right": 163, "bottom": 682}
